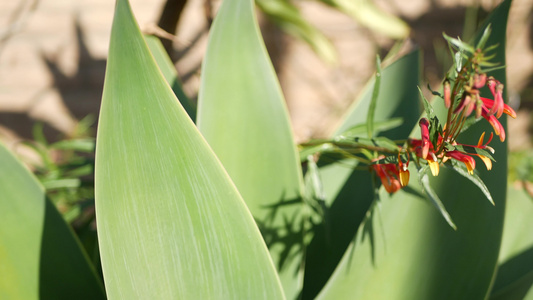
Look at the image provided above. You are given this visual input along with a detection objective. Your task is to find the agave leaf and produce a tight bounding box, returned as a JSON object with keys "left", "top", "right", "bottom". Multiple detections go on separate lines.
{"left": 144, "top": 34, "right": 196, "bottom": 122}
{"left": 197, "top": 0, "right": 305, "bottom": 298}
{"left": 0, "top": 142, "right": 105, "bottom": 299}
{"left": 316, "top": 1, "right": 511, "bottom": 298}
{"left": 302, "top": 49, "right": 421, "bottom": 298}
{"left": 95, "top": 0, "right": 285, "bottom": 298}
{"left": 489, "top": 186, "right": 533, "bottom": 300}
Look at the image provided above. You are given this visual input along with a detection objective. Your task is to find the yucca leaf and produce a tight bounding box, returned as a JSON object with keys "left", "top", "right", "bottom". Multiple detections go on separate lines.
{"left": 95, "top": 0, "right": 285, "bottom": 298}
{"left": 0, "top": 142, "right": 105, "bottom": 299}
{"left": 316, "top": 1, "right": 511, "bottom": 298}
{"left": 197, "top": 0, "right": 305, "bottom": 298}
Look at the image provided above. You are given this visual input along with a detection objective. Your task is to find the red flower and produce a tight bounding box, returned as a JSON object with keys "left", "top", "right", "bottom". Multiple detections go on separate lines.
{"left": 398, "top": 153, "right": 410, "bottom": 187}
{"left": 481, "top": 105, "right": 506, "bottom": 142}
{"left": 419, "top": 118, "right": 431, "bottom": 160}
{"left": 446, "top": 150, "right": 476, "bottom": 174}
{"left": 452, "top": 132, "right": 494, "bottom": 172}
{"left": 479, "top": 96, "right": 516, "bottom": 143}
{"left": 487, "top": 77, "right": 505, "bottom": 118}
{"left": 372, "top": 164, "right": 402, "bottom": 194}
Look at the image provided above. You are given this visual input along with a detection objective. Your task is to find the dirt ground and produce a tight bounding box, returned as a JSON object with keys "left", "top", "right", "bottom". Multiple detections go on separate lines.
{"left": 0, "top": 0, "right": 531, "bottom": 161}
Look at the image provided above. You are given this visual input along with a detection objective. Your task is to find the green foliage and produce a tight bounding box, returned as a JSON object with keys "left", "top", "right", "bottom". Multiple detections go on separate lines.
{"left": 95, "top": 0, "right": 285, "bottom": 298}
{"left": 0, "top": 142, "right": 105, "bottom": 299}
{"left": 197, "top": 0, "right": 305, "bottom": 297}
{"left": 315, "top": 2, "right": 513, "bottom": 299}
{"left": 22, "top": 121, "right": 96, "bottom": 224}
{"left": 1, "top": 0, "right": 530, "bottom": 299}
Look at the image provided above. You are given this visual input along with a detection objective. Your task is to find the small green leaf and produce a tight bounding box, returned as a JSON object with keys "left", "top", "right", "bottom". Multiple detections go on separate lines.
{"left": 479, "top": 65, "right": 506, "bottom": 74}
{"left": 475, "top": 24, "right": 491, "bottom": 50}
{"left": 453, "top": 144, "right": 495, "bottom": 161}
{"left": 445, "top": 160, "right": 494, "bottom": 205}
{"left": 367, "top": 55, "right": 382, "bottom": 138}
{"left": 419, "top": 86, "right": 436, "bottom": 119}
{"left": 351, "top": 136, "right": 399, "bottom": 152}
{"left": 299, "top": 143, "right": 335, "bottom": 162}
{"left": 338, "top": 118, "right": 403, "bottom": 138}
{"left": 42, "top": 178, "right": 82, "bottom": 190}
{"left": 50, "top": 139, "right": 95, "bottom": 152}
{"left": 418, "top": 166, "right": 457, "bottom": 230}
{"left": 443, "top": 33, "right": 475, "bottom": 53}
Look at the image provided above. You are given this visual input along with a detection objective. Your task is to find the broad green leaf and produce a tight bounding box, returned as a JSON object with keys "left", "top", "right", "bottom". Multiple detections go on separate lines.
{"left": 197, "top": 0, "right": 305, "bottom": 298}
{"left": 256, "top": 0, "right": 337, "bottom": 64}
{"left": 489, "top": 186, "right": 533, "bottom": 300}
{"left": 144, "top": 34, "right": 196, "bottom": 122}
{"left": 0, "top": 142, "right": 105, "bottom": 299}
{"left": 316, "top": 1, "right": 511, "bottom": 298}
{"left": 95, "top": 0, "right": 285, "bottom": 298}
{"left": 318, "top": 0, "right": 410, "bottom": 39}
{"left": 302, "top": 49, "right": 421, "bottom": 298}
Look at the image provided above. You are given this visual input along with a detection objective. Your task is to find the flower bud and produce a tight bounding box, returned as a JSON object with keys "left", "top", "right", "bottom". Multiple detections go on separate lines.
{"left": 443, "top": 80, "right": 451, "bottom": 108}
{"left": 473, "top": 73, "right": 487, "bottom": 89}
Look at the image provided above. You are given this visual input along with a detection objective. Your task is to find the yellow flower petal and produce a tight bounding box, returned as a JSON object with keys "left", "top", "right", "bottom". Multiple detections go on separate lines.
{"left": 478, "top": 155, "right": 492, "bottom": 170}
{"left": 477, "top": 132, "right": 486, "bottom": 147}
{"left": 428, "top": 160, "right": 440, "bottom": 176}
{"left": 399, "top": 169, "right": 410, "bottom": 187}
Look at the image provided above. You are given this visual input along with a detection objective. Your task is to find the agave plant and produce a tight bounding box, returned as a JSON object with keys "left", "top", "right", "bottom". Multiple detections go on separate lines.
{"left": 1, "top": 0, "right": 532, "bottom": 299}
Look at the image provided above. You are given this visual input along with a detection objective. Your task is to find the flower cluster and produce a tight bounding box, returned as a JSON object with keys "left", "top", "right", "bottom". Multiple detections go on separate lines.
{"left": 300, "top": 32, "right": 518, "bottom": 200}
{"left": 372, "top": 47, "right": 516, "bottom": 194}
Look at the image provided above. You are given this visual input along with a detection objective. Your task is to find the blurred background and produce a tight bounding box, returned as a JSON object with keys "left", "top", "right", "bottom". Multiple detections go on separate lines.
{"left": 0, "top": 0, "right": 531, "bottom": 161}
